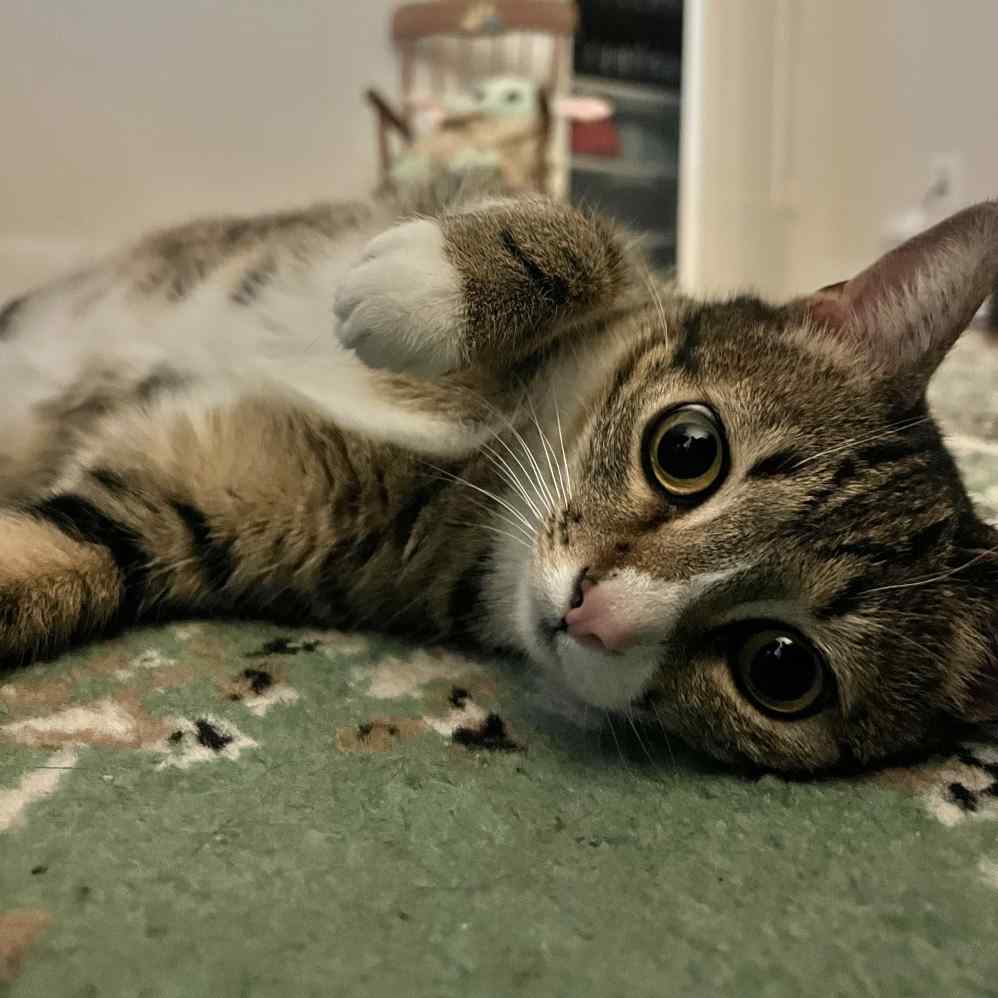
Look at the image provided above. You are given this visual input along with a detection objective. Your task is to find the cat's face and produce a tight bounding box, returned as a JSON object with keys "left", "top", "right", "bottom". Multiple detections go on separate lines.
{"left": 516, "top": 203, "right": 998, "bottom": 771}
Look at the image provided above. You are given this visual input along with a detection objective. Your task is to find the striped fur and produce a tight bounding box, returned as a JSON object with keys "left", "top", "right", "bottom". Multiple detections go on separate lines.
{"left": 0, "top": 191, "right": 995, "bottom": 772}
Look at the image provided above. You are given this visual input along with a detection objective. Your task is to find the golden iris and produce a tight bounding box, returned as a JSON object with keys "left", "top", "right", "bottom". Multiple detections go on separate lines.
{"left": 734, "top": 628, "right": 827, "bottom": 717}
{"left": 646, "top": 404, "right": 726, "bottom": 499}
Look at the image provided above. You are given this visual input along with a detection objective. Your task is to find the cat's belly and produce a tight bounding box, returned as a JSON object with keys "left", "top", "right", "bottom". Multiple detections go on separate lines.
{"left": 0, "top": 217, "right": 388, "bottom": 504}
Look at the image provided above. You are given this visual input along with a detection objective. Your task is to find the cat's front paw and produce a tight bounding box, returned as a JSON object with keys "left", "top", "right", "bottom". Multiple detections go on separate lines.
{"left": 334, "top": 219, "right": 465, "bottom": 377}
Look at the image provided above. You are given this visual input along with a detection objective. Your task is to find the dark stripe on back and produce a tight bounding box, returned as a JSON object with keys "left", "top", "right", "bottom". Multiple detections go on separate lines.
{"left": 500, "top": 229, "right": 570, "bottom": 306}
{"left": 392, "top": 476, "right": 450, "bottom": 549}
{"left": 0, "top": 294, "right": 26, "bottom": 341}
{"left": 171, "top": 501, "right": 236, "bottom": 591}
{"left": 351, "top": 531, "right": 381, "bottom": 564}
{"left": 231, "top": 255, "right": 277, "bottom": 306}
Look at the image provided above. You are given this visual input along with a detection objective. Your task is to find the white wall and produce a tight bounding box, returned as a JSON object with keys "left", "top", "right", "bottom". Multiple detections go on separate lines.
{"left": 680, "top": 0, "right": 998, "bottom": 301}
{"left": 0, "top": 0, "right": 401, "bottom": 298}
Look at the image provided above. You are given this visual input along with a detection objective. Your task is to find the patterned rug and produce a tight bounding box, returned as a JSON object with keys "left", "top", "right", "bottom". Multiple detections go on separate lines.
{"left": 1, "top": 332, "right": 996, "bottom": 998}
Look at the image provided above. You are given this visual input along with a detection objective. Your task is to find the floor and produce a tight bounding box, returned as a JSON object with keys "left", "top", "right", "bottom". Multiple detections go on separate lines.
{"left": 1, "top": 333, "right": 996, "bottom": 998}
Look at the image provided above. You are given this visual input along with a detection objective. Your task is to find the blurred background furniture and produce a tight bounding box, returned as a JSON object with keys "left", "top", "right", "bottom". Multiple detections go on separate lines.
{"left": 569, "top": 0, "right": 683, "bottom": 271}
{"left": 367, "top": 0, "right": 578, "bottom": 196}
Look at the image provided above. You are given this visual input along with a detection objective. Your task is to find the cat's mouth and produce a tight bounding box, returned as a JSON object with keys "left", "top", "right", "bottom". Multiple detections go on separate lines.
{"left": 529, "top": 608, "right": 661, "bottom": 712}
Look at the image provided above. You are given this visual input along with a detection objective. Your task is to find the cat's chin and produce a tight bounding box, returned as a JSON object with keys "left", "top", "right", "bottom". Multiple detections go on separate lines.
{"left": 516, "top": 576, "right": 659, "bottom": 712}
{"left": 516, "top": 569, "right": 662, "bottom": 711}
{"left": 547, "top": 631, "right": 661, "bottom": 711}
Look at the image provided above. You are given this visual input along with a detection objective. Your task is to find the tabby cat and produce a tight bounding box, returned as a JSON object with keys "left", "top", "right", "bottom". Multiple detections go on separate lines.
{"left": 0, "top": 189, "right": 996, "bottom": 771}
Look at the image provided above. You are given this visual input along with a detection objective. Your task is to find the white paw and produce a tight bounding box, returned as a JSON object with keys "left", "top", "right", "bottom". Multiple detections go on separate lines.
{"left": 333, "top": 219, "right": 464, "bottom": 377}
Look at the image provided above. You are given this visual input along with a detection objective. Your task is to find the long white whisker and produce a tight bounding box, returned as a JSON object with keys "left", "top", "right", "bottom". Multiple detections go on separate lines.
{"left": 480, "top": 443, "right": 545, "bottom": 522}
{"left": 792, "top": 415, "right": 932, "bottom": 471}
{"left": 648, "top": 701, "right": 677, "bottom": 769}
{"left": 423, "top": 463, "right": 537, "bottom": 535}
{"left": 528, "top": 395, "right": 566, "bottom": 507}
{"left": 542, "top": 391, "right": 570, "bottom": 503}
{"left": 641, "top": 264, "right": 668, "bottom": 328}
{"left": 457, "top": 496, "right": 536, "bottom": 544}
{"left": 448, "top": 520, "right": 533, "bottom": 551}
{"left": 624, "top": 709, "right": 657, "bottom": 769}
{"left": 423, "top": 473, "right": 536, "bottom": 541}
{"left": 516, "top": 401, "right": 558, "bottom": 512}
{"left": 494, "top": 412, "right": 556, "bottom": 515}
{"left": 604, "top": 711, "right": 628, "bottom": 768}
{"left": 553, "top": 389, "right": 571, "bottom": 501}
{"left": 859, "top": 545, "right": 998, "bottom": 596}
{"left": 490, "top": 430, "right": 551, "bottom": 515}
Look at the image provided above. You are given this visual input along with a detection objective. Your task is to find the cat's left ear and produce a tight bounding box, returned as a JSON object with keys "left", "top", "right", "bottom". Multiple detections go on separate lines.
{"left": 804, "top": 201, "right": 998, "bottom": 392}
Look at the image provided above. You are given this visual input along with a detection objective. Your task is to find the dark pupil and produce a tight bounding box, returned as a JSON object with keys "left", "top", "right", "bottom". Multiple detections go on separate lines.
{"left": 749, "top": 637, "right": 816, "bottom": 703}
{"left": 657, "top": 423, "right": 717, "bottom": 480}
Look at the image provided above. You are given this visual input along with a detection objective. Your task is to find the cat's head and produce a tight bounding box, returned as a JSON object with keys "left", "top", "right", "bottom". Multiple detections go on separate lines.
{"left": 519, "top": 202, "right": 998, "bottom": 771}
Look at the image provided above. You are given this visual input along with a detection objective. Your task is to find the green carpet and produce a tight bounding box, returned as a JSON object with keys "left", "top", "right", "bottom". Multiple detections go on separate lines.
{"left": 2, "top": 332, "right": 997, "bottom": 998}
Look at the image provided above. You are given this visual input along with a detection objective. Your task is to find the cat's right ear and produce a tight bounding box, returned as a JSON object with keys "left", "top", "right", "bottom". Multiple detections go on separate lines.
{"left": 803, "top": 200, "right": 998, "bottom": 395}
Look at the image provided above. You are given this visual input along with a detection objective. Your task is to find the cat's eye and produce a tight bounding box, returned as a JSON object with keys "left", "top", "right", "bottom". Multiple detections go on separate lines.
{"left": 644, "top": 404, "right": 727, "bottom": 500}
{"left": 732, "top": 627, "right": 828, "bottom": 719}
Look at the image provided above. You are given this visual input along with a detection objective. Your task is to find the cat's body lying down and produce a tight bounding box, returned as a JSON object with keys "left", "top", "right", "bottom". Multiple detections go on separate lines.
{"left": 0, "top": 190, "right": 995, "bottom": 771}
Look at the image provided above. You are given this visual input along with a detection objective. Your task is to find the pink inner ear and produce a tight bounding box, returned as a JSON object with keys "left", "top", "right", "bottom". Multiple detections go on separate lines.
{"left": 808, "top": 281, "right": 850, "bottom": 329}
{"left": 803, "top": 200, "right": 998, "bottom": 382}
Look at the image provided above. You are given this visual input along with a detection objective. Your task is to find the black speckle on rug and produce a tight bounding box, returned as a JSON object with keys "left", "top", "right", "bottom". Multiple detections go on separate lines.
{"left": 448, "top": 686, "right": 470, "bottom": 708}
{"left": 452, "top": 713, "right": 523, "bottom": 753}
{"left": 195, "top": 719, "right": 234, "bottom": 752}
{"left": 245, "top": 637, "right": 321, "bottom": 658}
{"left": 242, "top": 668, "right": 273, "bottom": 695}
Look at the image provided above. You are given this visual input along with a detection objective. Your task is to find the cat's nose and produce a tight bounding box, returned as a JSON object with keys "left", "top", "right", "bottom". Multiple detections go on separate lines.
{"left": 564, "top": 579, "right": 635, "bottom": 652}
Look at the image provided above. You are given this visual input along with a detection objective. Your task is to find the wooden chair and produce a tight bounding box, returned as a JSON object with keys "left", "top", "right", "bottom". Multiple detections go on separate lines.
{"left": 367, "top": 1, "right": 578, "bottom": 196}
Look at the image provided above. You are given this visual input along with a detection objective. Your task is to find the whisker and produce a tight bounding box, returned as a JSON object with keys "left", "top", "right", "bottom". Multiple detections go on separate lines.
{"left": 866, "top": 620, "right": 954, "bottom": 678}
{"left": 448, "top": 520, "right": 533, "bottom": 551}
{"left": 421, "top": 462, "right": 537, "bottom": 536}
{"left": 517, "top": 396, "right": 558, "bottom": 512}
{"left": 480, "top": 443, "right": 545, "bottom": 523}
{"left": 604, "top": 711, "right": 628, "bottom": 768}
{"left": 553, "top": 388, "right": 572, "bottom": 501}
{"left": 488, "top": 416, "right": 554, "bottom": 516}
{"left": 792, "top": 415, "right": 932, "bottom": 471}
{"left": 649, "top": 701, "right": 677, "bottom": 770}
{"left": 640, "top": 263, "right": 668, "bottom": 329}
{"left": 859, "top": 545, "right": 998, "bottom": 596}
{"left": 624, "top": 709, "right": 658, "bottom": 770}
{"left": 453, "top": 495, "right": 536, "bottom": 544}
{"left": 528, "top": 395, "right": 566, "bottom": 507}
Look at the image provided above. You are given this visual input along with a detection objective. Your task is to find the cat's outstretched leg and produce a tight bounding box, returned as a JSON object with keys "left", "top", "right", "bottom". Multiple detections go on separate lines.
{"left": 334, "top": 197, "right": 645, "bottom": 379}
{"left": 0, "top": 391, "right": 435, "bottom": 669}
{"left": 0, "top": 507, "right": 139, "bottom": 666}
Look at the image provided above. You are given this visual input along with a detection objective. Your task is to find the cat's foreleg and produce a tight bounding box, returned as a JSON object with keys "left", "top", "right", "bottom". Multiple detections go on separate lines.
{"left": 334, "top": 196, "right": 646, "bottom": 379}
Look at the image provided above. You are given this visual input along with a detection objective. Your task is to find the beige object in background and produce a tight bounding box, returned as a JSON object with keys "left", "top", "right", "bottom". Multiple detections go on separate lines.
{"left": 679, "top": 0, "right": 998, "bottom": 300}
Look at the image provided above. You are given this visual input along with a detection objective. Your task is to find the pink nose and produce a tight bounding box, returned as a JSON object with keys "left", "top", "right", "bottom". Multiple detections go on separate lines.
{"left": 564, "top": 579, "right": 635, "bottom": 652}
